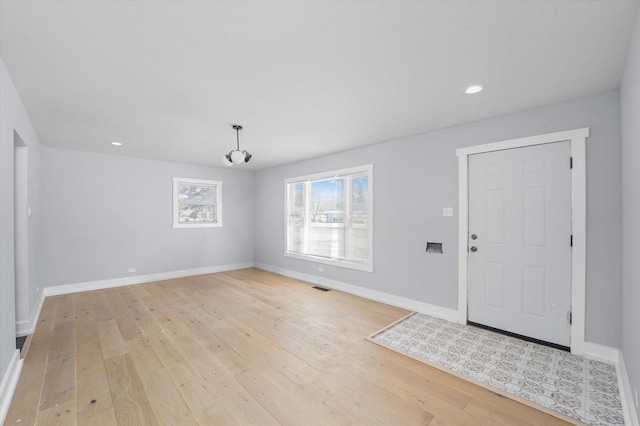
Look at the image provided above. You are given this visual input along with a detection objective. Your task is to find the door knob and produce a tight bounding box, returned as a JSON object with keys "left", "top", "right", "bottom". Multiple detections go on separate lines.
{"left": 470, "top": 246, "right": 478, "bottom": 252}
{"left": 471, "top": 234, "right": 478, "bottom": 240}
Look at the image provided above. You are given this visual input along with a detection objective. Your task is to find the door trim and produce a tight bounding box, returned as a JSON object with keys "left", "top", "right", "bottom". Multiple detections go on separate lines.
{"left": 456, "top": 128, "right": 589, "bottom": 355}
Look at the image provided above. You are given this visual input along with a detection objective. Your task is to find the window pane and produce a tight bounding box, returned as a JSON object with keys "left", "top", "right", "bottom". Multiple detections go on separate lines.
{"left": 178, "top": 204, "right": 215, "bottom": 223}
{"left": 179, "top": 184, "right": 215, "bottom": 204}
{"left": 288, "top": 183, "right": 305, "bottom": 252}
{"left": 309, "top": 178, "right": 345, "bottom": 258}
{"left": 348, "top": 175, "right": 369, "bottom": 261}
{"left": 310, "top": 178, "right": 344, "bottom": 223}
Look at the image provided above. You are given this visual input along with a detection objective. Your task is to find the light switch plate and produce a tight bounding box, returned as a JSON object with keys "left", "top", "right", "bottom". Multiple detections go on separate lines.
{"left": 443, "top": 207, "right": 453, "bottom": 217}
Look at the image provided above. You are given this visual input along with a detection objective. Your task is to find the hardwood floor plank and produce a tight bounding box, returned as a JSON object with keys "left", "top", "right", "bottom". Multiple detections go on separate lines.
{"left": 119, "top": 289, "right": 163, "bottom": 334}
{"left": 76, "top": 351, "right": 115, "bottom": 421}
{"left": 126, "top": 337, "right": 198, "bottom": 425}
{"left": 144, "top": 331, "right": 226, "bottom": 422}
{"left": 76, "top": 322, "right": 114, "bottom": 421}
{"left": 104, "top": 353, "right": 158, "bottom": 425}
{"left": 115, "top": 313, "right": 145, "bottom": 342}
{"left": 74, "top": 291, "right": 98, "bottom": 323}
{"left": 39, "top": 321, "right": 76, "bottom": 411}
{"left": 82, "top": 407, "right": 118, "bottom": 426}
{"left": 211, "top": 325, "right": 281, "bottom": 372}
{"left": 35, "top": 399, "right": 76, "bottom": 425}
{"left": 106, "top": 288, "right": 132, "bottom": 318}
{"left": 98, "top": 319, "right": 127, "bottom": 360}
{"left": 47, "top": 319, "right": 75, "bottom": 363}
{"left": 245, "top": 316, "right": 333, "bottom": 364}
{"left": 54, "top": 294, "right": 75, "bottom": 324}
{"left": 323, "top": 381, "right": 435, "bottom": 425}
{"left": 200, "top": 369, "right": 280, "bottom": 426}
{"left": 76, "top": 320, "right": 102, "bottom": 357}
{"left": 94, "top": 292, "right": 116, "bottom": 322}
{"left": 235, "top": 368, "right": 340, "bottom": 425}
{"left": 188, "top": 327, "right": 253, "bottom": 376}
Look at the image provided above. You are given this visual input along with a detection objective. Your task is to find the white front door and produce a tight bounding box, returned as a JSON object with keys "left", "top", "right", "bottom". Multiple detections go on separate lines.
{"left": 467, "top": 141, "right": 572, "bottom": 347}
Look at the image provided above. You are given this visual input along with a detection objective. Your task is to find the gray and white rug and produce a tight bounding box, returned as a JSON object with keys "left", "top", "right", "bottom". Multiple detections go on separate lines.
{"left": 370, "top": 313, "right": 623, "bottom": 425}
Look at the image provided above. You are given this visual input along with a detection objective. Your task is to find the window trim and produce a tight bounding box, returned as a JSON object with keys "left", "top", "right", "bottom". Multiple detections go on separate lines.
{"left": 284, "top": 164, "right": 373, "bottom": 272}
{"left": 172, "top": 177, "right": 222, "bottom": 228}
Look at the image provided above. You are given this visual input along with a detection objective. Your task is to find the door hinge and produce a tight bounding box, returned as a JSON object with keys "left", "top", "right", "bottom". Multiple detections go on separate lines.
{"left": 570, "top": 235, "right": 573, "bottom": 247}
{"left": 570, "top": 157, "right": 573, "bottom": 169}
{"left": 567, "top": 311, "right": 572, "bottom": 325}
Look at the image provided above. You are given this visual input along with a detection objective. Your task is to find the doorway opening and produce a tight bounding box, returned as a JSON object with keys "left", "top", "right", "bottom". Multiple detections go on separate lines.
{"left": 14, "top": 131, "right": 29, "bottom": 328}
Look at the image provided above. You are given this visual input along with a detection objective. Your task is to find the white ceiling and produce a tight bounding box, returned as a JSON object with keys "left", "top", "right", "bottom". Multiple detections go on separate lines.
{"left": 1, "top": 1, "right": 638, "bottom": 171}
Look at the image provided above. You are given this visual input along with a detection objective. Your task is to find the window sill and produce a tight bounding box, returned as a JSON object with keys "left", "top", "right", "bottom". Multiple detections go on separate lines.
{"left": 285, "top": 251, "right": 372, "bottom": 272}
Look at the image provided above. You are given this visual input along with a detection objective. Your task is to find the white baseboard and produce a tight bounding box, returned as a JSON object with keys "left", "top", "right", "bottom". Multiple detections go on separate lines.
{"left": 583, "top": 342, "right": 619, "bottom": 364}
{"left": 15, "top": 262, "right": 254, "bottom": 338}
{"left": 255, "top": 263, "right": 458, "bottom": 322}
{"left": 43, "top": 262, "right": 255, "bottom": 297}
{"left": 16, "top": 290, "right": 45, "bottom": 337}
{"left": 578, "top": 343, "right": 638, "bottom": 425}
{"left": 617, "top": 349, "right": 640, "bottom": 426}
{"left": 0, "top": 350, "right": 23, "bottom": 425}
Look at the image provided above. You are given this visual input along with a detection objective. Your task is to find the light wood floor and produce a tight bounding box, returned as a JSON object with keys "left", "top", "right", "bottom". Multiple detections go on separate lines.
{"left": 6, "top": 268, "right": 571, "bottom": 425}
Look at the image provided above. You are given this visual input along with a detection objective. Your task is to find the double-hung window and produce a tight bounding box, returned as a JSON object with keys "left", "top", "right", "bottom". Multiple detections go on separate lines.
{"left": 285, "top": 165, "right": 373, "bottom": 271}
{"left": 172, "top": 177, "right": 222, "bottom": 228}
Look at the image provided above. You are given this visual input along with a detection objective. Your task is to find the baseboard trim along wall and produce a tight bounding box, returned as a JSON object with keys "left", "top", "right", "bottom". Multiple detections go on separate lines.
{"left": 15, "top": 262, "right": 254, "bottom": 337}
{"left": 583, "top": 341, "right": 620, "bottom": 364}
{"left": 0, "top": 350, "right": 23, "bottom": 425}
{"left": 582, "top": 343, "right": 639, "bottom": 425}
{"left": 254, "top": 263, "right": 459, "bottom": 322}
{"left": 43, "top": 262, "right": 255, "bottom": 297}
{"left": 616, "top": 349, "right": 640, "bottom": 426}
{"left": 16, "top": 290, "right": 45, "bottom": 337}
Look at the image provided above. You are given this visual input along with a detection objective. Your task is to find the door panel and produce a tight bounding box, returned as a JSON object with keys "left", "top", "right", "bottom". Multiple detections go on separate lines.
{"left": 468, "top": 141, "right": 571, "bottom": 347}
{"left": 485, "top": 262, "right": 505, "bottom": 308}
{"left": 486, "top": 190, "right": 506, "bottom": 243}
{"left": 523, "top": 266, "right": 546, "bottom": 317}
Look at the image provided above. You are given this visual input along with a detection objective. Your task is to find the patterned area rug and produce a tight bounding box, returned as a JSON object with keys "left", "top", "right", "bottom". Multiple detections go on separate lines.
{"left": 369, "top": 313, "right": 624, "bottom": 426}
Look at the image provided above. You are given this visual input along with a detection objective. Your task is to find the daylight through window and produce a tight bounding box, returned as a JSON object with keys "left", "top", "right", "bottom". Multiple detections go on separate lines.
{"left": 172, "top": 177, "right": 222, "bottom": 228}
{"left": 285, "top": 165, "right": 373, "bottom": 271}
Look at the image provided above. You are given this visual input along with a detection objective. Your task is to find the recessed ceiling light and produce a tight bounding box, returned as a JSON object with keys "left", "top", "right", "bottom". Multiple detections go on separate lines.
{"left": 110, "top": 141, "right": 122, "bottom": 146}
{"left": 465, "top": 85, "right": 483, "bottom": 94}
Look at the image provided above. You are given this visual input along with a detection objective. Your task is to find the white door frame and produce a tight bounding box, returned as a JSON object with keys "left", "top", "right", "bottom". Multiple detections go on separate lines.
{"left": 456, "top": 128, "right": 589, "bottom": 355}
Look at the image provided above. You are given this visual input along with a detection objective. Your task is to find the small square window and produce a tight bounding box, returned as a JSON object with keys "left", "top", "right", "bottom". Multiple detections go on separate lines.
{"left": 172, "top": 177, "right": 222, "bottom": 228}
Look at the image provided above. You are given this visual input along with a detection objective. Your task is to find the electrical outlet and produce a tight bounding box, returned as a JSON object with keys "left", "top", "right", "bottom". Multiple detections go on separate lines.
{"left": 318, "top": 267, "right": 324, "bottom": 273}
{"left": 635, "top": 386, "right": 639, "bottom": 409}
{"left": 128, "top": 267, "right": 136, "bottom": 273}
{"left": 36, "top": 287, "right": 40, "bottom": 293}
{"left": 443, "top": 207, "right": 453, "bottom": 217}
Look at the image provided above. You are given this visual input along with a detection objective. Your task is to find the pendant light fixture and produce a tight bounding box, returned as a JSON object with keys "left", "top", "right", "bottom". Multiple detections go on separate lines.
{"left": 222, "top": 124, "right": 252, "bottom": 166}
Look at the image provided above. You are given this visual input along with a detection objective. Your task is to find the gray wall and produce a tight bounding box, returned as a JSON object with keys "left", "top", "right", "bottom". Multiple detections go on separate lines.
{"left": 0, "top": 58, "right": 42, "bottom": 392}
{"left": 38, "top": 148, "right": 254, "bottom": 287}
{"left": 620, "top": 7, "right": 640, "bottom": 421}
{"left": 255, "top": 90, "right": 622, "bottom": 348}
